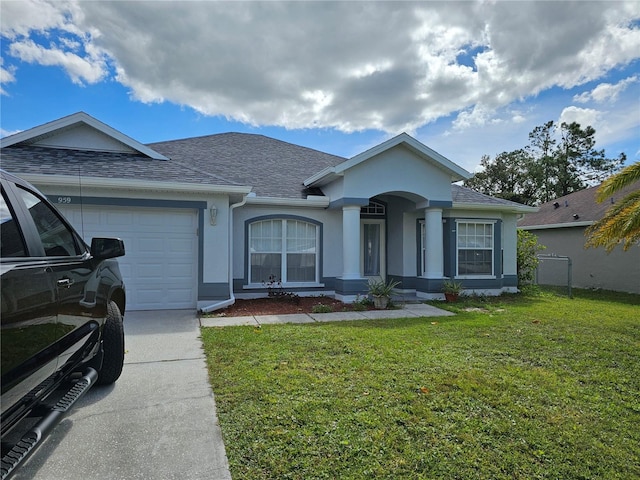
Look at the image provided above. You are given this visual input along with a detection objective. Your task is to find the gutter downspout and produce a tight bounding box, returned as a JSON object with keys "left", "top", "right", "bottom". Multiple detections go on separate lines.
{"left": 199, "top": 194, "right": 249, "bottom": 313}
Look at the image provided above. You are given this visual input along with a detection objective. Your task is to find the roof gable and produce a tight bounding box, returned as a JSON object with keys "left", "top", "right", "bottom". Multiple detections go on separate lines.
{"left": 304, "top": 133, "right": 471, "bottom": 187}
{"left": 0, "top": 112, "right": 168, "bottom": 160}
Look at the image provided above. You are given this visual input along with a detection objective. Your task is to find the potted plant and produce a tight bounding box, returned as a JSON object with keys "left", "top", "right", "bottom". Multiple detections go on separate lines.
{"left": 368, "top": 278, "right": 400, "bottom": 309}
{"left": 442, "top": 279, "right": 463, "bottom": 302}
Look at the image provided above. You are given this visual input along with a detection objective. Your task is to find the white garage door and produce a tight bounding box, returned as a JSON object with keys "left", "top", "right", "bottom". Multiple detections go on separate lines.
{"left": 58, "top": 205, "right": 198, "bottom": 311}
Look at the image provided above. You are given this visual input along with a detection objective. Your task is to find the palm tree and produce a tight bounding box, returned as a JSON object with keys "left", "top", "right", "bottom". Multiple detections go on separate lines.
{"left": 585, "top": 162, "right": 640, "bottom": 252}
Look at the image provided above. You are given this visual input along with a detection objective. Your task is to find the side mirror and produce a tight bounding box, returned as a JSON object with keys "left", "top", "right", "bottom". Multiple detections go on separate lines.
{"left": 91, "top": 238, "right": 125, "bottom": 260}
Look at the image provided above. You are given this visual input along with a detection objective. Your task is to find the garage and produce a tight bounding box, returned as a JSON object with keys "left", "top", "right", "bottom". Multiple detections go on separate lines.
{"left": 58, "top": 205, "right": 198, "bottom": 311}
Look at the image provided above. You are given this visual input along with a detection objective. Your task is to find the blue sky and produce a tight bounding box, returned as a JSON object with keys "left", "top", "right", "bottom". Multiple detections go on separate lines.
{"left": 1, "top": 1, "right": 639, "bottom": 174}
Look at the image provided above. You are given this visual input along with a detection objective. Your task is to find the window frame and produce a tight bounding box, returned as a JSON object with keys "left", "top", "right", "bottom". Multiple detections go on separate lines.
{"left": 247, "top": 217, "right": 321, "bottom": 287}
{"left": 455, "top": 219, "right": 496, "bottom": 278}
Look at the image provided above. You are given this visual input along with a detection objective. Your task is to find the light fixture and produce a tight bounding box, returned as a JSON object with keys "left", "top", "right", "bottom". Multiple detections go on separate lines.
{"left": 210, "top": 205, "right": 218, "bottom": 225}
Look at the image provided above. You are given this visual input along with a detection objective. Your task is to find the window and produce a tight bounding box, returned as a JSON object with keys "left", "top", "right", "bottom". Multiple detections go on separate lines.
{"left": 17, "top": 186, "right": 81, "bottom": 257}
{"left": 361, "top": 200, "right": 385, "bottom": 216}
{"left": 457, "top": 221, "right": 494, "bottom": 276}
{"left": 249, "top": 219, "right": 318, "bottom": 284}
{"left": 0, "top": 190, "right": 27, "bottom": 257}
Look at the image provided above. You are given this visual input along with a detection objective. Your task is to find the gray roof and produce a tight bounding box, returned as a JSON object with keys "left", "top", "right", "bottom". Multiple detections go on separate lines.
{"left": 452, "top": 184, "right": 535, "bottom": 210}
{"left": 1, "top": 127, "right": 534, "bottom": 211}
{"left": 148, "top": 133, "right": 346, "bottom": 199}
{"left": 0, "top": 145, "right": 242, "bottom": 187}
{"left": 518, "top": 180, "right": 640, "bottom": 228}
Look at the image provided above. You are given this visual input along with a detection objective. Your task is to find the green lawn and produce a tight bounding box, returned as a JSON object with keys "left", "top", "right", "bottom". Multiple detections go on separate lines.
{"left": 202, "top": 288, "right": 640, "bottom": 479}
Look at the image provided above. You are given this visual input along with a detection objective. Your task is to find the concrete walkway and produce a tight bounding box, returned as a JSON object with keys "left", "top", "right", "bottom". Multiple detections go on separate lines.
{"left": 201, "top": 302, "right": 454, "bottom": 327}
{"left": 15, "top": 310, "right": 231, "bottom": 480}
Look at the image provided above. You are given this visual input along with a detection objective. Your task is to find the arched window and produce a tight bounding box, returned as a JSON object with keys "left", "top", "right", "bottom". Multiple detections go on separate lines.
{"left": 249, "top": 218, "right": 319, "bottom": 284}
{"left": 361, "top": 200, "right": 385, "bottom": 216}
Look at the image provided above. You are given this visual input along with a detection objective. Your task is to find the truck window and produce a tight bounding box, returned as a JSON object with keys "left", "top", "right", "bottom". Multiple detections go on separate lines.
{"left": 16, "top": 186, "right": 80, "bottom": 257}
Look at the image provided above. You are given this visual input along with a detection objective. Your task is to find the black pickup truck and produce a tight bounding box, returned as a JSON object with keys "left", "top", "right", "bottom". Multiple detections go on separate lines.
{"left": 1, "top": 170, "right": 126, "bottom": 479}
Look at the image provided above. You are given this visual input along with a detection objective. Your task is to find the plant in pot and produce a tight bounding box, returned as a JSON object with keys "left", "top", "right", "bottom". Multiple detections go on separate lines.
{"left": 442, "top": 279, "right": 463, "bottom": 302}
{"left": 368, "top": 278, "right": 400, "bottom": 309}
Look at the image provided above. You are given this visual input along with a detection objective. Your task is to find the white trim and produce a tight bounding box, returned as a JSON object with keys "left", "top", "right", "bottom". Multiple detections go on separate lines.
{"left": 455, "top": 219, "right": 495, "bottom": 277}
{"left": 303, "top": 166, "right": 340, "bottom": 187}
{"left": 248, "top": 218, "right": 320, "bottom": 285}
{"left": 456, "top": 218, "right": 498, "bottom": 225}
{"left": 340, "top": 133, "right": 470, "bottom": 180}
{"left": 304, "top": 132, "right": 470, "bottom": 187}
{"left": 419, "top": 220, "right": 426, "bottom": 276}
{"left": 245, "top": 195, "right": 330, "bottom": 208}
{"left": 361, "top": 219, "right": 386, "bottom": 279}
{"left": 18, "top": 173, "right": 252, "bottom": 195}
{"left": 0, "top": 112, "right": 169, "bottom": 160}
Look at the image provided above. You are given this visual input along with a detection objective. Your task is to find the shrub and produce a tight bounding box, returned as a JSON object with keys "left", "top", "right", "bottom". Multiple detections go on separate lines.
{"left": 517, "top": 229, "right": 546, "bottom": 287}
{"left": 312, "top": 304, "right": 333, "bottom": 314}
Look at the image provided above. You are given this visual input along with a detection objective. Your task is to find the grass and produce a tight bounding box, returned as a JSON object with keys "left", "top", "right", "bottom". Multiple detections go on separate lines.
{"left": 201, "top": 288, "right": 640, "bottom": 479}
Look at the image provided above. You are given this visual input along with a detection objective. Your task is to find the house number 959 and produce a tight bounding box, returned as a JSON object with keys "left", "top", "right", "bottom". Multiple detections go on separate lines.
{"left": 57, "top": 197, "right": 72, "bottom": 204}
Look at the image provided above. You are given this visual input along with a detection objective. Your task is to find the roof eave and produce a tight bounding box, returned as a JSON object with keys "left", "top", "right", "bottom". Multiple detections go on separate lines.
{"left": 19, "top": 173, "right": 252, "bottom": 195}
{"left": 303, "top": 167, "right": 340, "bottom": 187}
{"left": 519, "top": 221, "right": 594, "bottom": 230}
{"left": 245, "top": 195, "right": 330, "bottom": 208}
{"left": 452, "top": 202, "right": 539, "bottom": 214}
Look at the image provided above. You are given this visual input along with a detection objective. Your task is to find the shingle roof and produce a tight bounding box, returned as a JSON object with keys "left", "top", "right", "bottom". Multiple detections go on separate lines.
{"left": 518, "top": 180, "right": 640, "bottom": 228}
{"left": 452, "top": 184, "right": 533, "bottom": 208}
{"left": 148, "top": 133, "right": 347, "bottom": 199}
{"left": 1, "top": 126, "right": 535, "bottom": 211}
{"left": 0, "top": 145, "right": 242, "bottom": 187}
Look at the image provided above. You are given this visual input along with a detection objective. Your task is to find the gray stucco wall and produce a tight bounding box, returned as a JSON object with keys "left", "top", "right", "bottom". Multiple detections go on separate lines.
{"left": 529, "top": 226, "right": 640, "bottom": 294}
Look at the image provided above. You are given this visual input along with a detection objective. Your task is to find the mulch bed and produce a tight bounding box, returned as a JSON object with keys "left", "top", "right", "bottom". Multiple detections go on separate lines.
{"left": 212, "top": 296, "right": 371, "bottom": 316}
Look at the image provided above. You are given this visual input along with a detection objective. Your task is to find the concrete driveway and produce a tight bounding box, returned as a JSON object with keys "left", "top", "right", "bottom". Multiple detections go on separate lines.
{"left": 13, "top": 310, "right": 231, "bottom": 480}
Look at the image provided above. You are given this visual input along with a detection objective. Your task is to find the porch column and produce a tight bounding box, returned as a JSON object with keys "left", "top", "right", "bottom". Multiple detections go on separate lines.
{"left": 342, "top": 205, "right": 361, "bottom": 279}
{"left": 424, "top": 208, "right": 444, "bottom": 279}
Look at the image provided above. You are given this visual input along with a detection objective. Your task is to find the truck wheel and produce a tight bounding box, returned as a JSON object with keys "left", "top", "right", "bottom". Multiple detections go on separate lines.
{"left": 97, "top": 301, "right": 125, "bottom": 385}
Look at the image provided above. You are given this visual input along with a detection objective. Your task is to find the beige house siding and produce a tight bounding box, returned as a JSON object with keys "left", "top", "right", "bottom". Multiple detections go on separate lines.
{"left": 528, "top": 226, "right": 640, "bottom": 294}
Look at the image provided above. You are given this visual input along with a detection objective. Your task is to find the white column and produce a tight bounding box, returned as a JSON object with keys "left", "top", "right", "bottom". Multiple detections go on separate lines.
{"left": 342, "top": 205, "right": 362, "bottom": 279}
{"left": 424, "top": 208, "right": 444, "bottom": 279}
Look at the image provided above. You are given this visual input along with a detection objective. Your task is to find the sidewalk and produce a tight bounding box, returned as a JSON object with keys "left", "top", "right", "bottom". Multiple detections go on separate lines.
{"left": 201, "top": 302, "right": 454, "bottom": 327}
{"left": 16, "top": 310, "right": 231, "bottom": 480}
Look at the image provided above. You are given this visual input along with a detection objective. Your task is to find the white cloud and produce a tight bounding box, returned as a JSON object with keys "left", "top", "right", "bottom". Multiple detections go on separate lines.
{"left": 573, "top": 75, "right": 640, "bottom": 103}
{"left": 0, "top": 57, "right": 16, "bottom": 95}
{"left": 0, "top": 127, "right": 22, "bottom": 138}
{"left": 0, "top": 0, "right": 82, "bottom": 39}
{"left": 8, "top": 39, "right": 108, "bottom": 85}
{"left": 1, "top": 0, "right": 639, "bottom": 136}
{"left": 559, "top": 106, "right": 601, "bottom": 129}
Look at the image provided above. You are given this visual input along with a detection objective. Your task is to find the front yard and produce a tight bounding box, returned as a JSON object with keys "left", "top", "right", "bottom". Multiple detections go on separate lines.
{"left": 202, "top": 288, "right": 639, "bottom": 479}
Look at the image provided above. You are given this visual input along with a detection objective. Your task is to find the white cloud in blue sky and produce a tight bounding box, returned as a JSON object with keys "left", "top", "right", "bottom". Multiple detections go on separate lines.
{"left": 1, "top": 0, "right": 639, "bottom": 171}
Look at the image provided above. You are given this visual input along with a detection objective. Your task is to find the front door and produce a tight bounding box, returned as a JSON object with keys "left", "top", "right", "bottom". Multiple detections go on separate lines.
{"left": 361, "top": 220, "right": 385, "bottom": 279}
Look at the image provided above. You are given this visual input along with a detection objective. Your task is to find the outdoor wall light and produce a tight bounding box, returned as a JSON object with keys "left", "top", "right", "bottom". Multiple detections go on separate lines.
{"left": 210, "top": 205, "right": 218, "bottom": 225}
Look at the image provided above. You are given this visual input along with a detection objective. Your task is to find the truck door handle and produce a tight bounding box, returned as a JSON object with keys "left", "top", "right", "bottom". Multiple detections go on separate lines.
{"left": 57, "top": 278, "right": 74, "bottom": 288}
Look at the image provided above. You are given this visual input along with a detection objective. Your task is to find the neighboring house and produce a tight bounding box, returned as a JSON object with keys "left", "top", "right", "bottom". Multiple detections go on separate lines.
{"left": 518, "top": 182, "right": 640, "bottom": 294}
{"left": 1, "top": 112, "right": 536, "bottom": 311}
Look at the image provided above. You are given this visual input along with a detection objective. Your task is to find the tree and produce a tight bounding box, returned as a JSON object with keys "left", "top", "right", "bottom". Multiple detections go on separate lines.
{"left": 517, "top": 229, "right": 545, "bottom": 287}
{"left": 464, "top": 150, "right": 537, "bottom": 205}
{"left": 465, "top": 121, "right": 625, "bottom": 205}
{"left": 585, "top": 162, "right": 640, "bottom": 252}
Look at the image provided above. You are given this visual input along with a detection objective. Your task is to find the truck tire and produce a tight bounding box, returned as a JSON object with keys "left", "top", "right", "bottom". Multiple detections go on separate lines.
{"left": 97, "top": 301, "right": 125, "bottom": 385}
